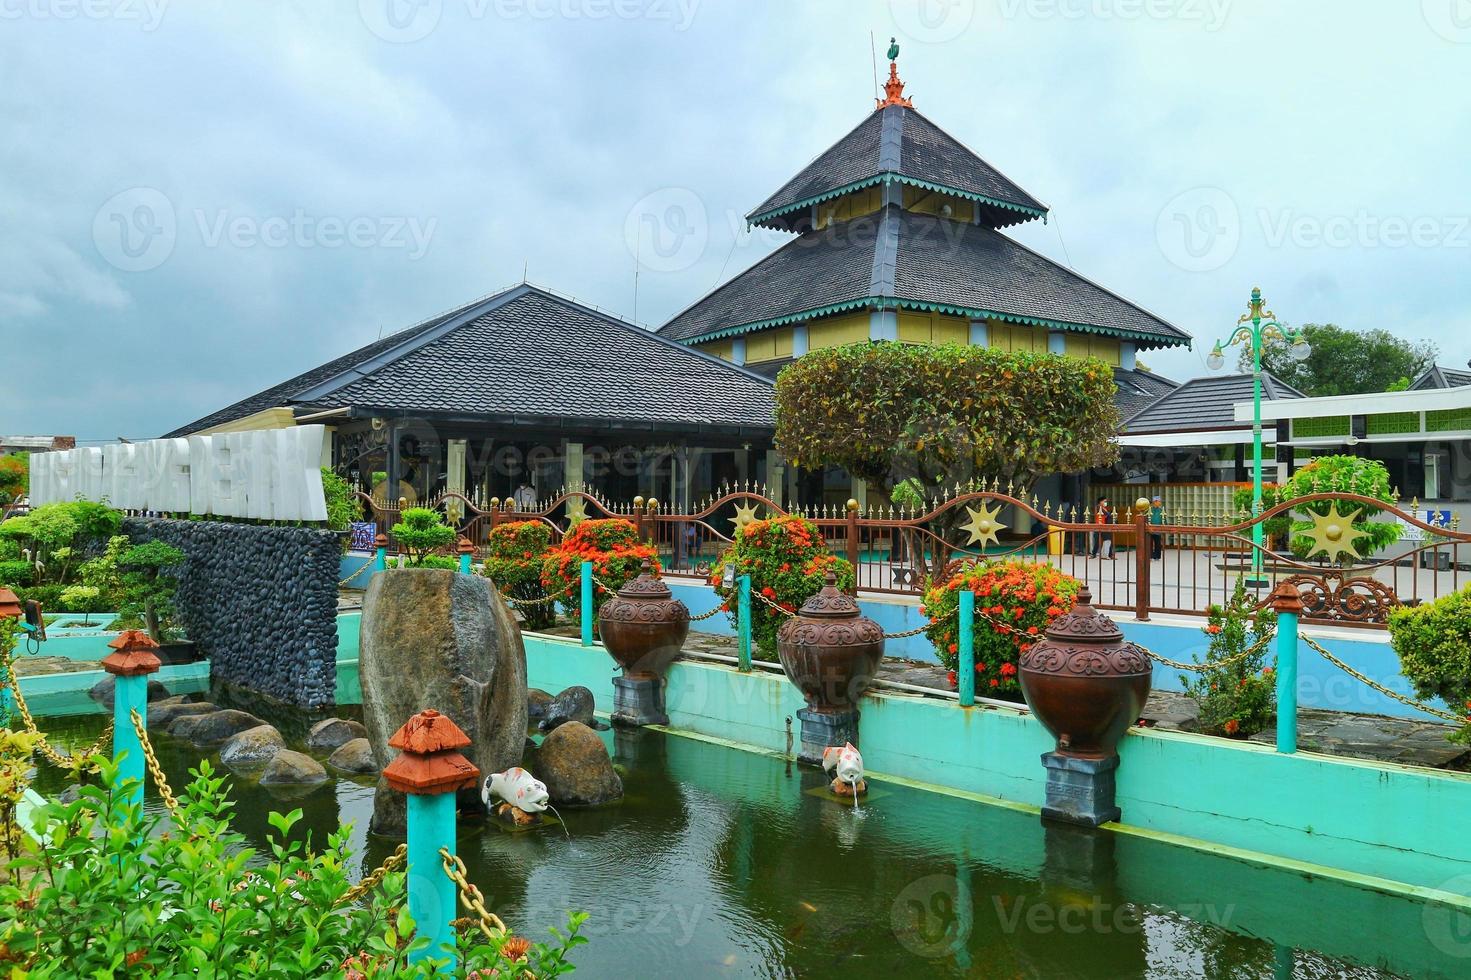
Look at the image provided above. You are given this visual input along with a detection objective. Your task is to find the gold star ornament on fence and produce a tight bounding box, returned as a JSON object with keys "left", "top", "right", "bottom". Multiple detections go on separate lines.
{"left": 1301, "top": 501, "right": 1364, "bottom": 564}
{"left": 731, "top": 500, "right": 762, "bottom": 534}
{"left": 961, "top": 501, "right": 1007, "bottom": 549}
{"left": 565, "top": 497, "right": 588, "bottom": 528}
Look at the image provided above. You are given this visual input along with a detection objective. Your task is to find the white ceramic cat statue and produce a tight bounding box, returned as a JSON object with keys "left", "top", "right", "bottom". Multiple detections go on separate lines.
{"left": 821, "top": 742, "right": 867, "bottom": 797}
{"left": 483, "top": 766, "right": 550, "bottom": 820}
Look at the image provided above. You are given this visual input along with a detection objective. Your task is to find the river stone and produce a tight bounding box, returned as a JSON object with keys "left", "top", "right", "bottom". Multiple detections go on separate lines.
{"left": 219, "top": 725, "right": 286, "bottom": 768}
{"left": 307, "top": 717, "right": 367, "bottom": 752}
{"left": 539, "top": 686, "right": 595, "bottom": 733}
{"left": 327, "top": 738, "right": 377, "bottom": 774}
{"left": 260, "top": 749, "right": 328, "bottom": 786}
{"left": 88, "top": 676, "right": 171, "bottom": 707}
{"left": 532, "top": 721, "right": 623, "bottom": 806}
{"left": 527, "top": 688, "right": 554, "bottom": 721}
{"left": 360, "top": 569, "right": 528, "bottom": 836}
{"left": 150, "top": 701, "right": 218, "bottom": 729}
{"left": 171, "top": 709, "right": 267, "bottom": 746}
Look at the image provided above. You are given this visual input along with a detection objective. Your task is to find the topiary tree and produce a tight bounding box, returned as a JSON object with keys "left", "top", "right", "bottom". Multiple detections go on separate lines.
{"left": 1280, "top": 455, "right": 1403, "bottom": 564}
{"left": 482, "top": 521, "right": 556, "bottom": 630}
{"left": 389, "top": 507, "right": 456, "bottom": 565}
{"left": 774, "top": 341, "right": 1121, "bottom": 502}
{"left": 1387, "top": 586, "right": 1471, "bottom": 744}
{"left": 118, "top": 540, "right": 185, "bottom": 641}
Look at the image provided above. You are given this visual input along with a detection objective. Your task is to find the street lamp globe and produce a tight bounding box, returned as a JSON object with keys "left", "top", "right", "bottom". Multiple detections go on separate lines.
{"left": 1206, "top": 344, "right": 1226, "bottom": 371}
{"left": 1289, "top": 338, "right": 1312, "bottom": 362}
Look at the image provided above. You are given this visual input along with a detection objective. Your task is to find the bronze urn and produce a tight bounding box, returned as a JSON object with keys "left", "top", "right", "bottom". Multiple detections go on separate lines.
{"left": 597, "top": 560, "right": 690, "bottom": 679}
{"left": 776, "top": 572, "right": 885, "bottom": 713}
{"left": 1018, "top": 587, "right": 1152, "bottom": 760}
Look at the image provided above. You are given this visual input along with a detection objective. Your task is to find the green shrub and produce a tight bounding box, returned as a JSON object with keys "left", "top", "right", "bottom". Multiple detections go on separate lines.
{"left": 0, "top": 453, "right": 26, "bottom": 506}
{"left": 0, "top": 501, "right": 122, "bottom": 584}
{"left": 922, "top": 560, "right": 1081, "bottom": 698}
{"left": 416, "top": 554, "right": 460, "bottom": 571}
{"left": 0, "top": 560, "right": 34, "bottom": 588}
{"left": 541, "top": 520, "right": 657, "bottom": 629}
{"left": 117, "top": 540, "right": 186, "bottom": 641}
{"left": 1388, "top": 587, "right": 1471, "bottom": 743}
{"left": 710, "top": 516, "right": 854, "bottom": 656}
{"left": 1281, "top": 455, "right": 1402, "bottom": 562}
{"left": 483, "top": 521, "right": 555, "bottom": 630}
{"left": 1179, "top": 579, "right": 1277, "bottom": 737}
{"left": 322, "top": 467, "right": 364, "bottom": 533}
{"left": 390, "top": 508, "right": 457, "bottom": 565}
{"left": 0, "top": 756, "right": 588, "bottom": 975}
{"left": 13, "top": 584, "right": 67, "bottom": 614}
{"left": 1231, "top": 483, "right": 1291, "bottom": 548}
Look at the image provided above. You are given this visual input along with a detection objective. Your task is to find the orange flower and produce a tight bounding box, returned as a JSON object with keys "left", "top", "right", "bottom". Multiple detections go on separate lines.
{"left": 1224, "top": 719, "right": 1241, "bottom": 735}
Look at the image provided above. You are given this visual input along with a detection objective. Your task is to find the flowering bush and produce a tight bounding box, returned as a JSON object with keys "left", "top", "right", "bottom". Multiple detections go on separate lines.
{"left": 540, "top": 519, "right": 657, "bottom": 628}
{"left": 483, "top": 521, "right": 555, "bottom": 629}
{"left": 710, "top": 516, "right": 854, "bottom": 655}
{"left": 1388, "top": 584, "right": 1471, "bottom": 744}
{"left": 1179, "top": 579, "right": 1277, "bottom": 738}
{"left": 923, "top": 560, "right": 1081, "bottom": 699}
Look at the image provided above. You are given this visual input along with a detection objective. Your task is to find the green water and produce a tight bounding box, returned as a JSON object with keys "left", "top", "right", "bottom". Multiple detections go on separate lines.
{"left": 26, "top": 701, "right": 1471, "bottom": 979}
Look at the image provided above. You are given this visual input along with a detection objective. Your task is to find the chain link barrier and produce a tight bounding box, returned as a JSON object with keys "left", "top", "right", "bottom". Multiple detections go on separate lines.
{"left": 688, "top": 605, "right": 725, "bottom": 622}
{"left": 1301, "top": 635, "right": 1467, "bottom": 726}
{"left": 128, "top": 708, "right": 184, "bottom": 820}
{"left": 338, "top": 560, "right": 375, "bottom": 589}
{"left": 3, "top": 653, "right": 113, "bottom": 771}
{"left": 336, "top": 844, "right": 407, "bottom": 907}
{"left": 440, "top": 848, "right": 508, "bottom": 940}
{"left": 1139, "top": 634, "right": 1274, "bottom": 673}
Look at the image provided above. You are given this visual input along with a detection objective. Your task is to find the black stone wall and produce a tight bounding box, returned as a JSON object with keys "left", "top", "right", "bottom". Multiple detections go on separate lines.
{"left": 124, "top": 518, "right": 340, "bottom": 707}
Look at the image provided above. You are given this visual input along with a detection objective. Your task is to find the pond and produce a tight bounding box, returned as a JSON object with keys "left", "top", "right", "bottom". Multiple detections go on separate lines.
{"left": 25, "top": 688, "right": 1470, "bottom": 979}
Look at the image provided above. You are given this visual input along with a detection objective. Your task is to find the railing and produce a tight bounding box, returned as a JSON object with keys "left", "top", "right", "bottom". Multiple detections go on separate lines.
{"left": 354, "top": 485, "right": 1471, "bottom": 630}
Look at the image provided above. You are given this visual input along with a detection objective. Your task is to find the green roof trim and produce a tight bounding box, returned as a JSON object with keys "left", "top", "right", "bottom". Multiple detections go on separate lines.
{"left": 676, "top": 296, "right": 1192, "bottom": 351}
{"left": 747, "top": 172, "right": 1049, "bottom": 229}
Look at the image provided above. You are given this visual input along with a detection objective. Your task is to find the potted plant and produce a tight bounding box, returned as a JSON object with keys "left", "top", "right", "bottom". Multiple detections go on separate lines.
{"left": 1179, "top": 579, "right": 1277, "bottom": 738}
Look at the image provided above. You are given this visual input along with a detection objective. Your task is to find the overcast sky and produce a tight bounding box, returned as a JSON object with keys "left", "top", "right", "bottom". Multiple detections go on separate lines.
{"left": 4, "top": 0, "right": 1470, "bottom": 440}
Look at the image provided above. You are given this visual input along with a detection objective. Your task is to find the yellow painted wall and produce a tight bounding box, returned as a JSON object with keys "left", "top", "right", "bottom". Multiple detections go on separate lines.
{"left": 902, "top": 185, "right": 976, "bottom": 223}
{"left": 1064, "top": 334, "right": 1122, "bottom": 365}
{"left": 898, "top": 310, "right": 968, "bottom": 345}
{"left": 987, "top": 320, "right": 1049, "bottom": 354}
{"left": 744, "top": 327, "right": 796, "bottom": 364}
{"left": 813, "top": 186, "right": 884, "bottom": 229}
{"left": 699, "top": 339, "right": 734, "bottom": 362}
{"left": 809, "top": 312, "right": 871, "bottom": 350}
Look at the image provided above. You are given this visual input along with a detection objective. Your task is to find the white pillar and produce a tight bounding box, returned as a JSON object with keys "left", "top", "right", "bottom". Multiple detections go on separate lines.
{"left": 565, "top": 441, "right": 584, "bottom": 492}
{"left": 851, "top": 477, "right": 868, "bottom": 510}
{"left": 765, "top": 450, "right": 785, "bottom": 505}
{"left": 446, "top": 439, "right": 467, "bottom": 521}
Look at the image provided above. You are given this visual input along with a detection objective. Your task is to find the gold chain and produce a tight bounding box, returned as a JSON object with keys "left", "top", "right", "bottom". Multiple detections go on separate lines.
{"left": 689, "top": 605, "right": 724, "bottom": 621}
{"left": 749, "top": 589, "right": 797, "bottom": 618}
{"left": 128, "top": 708, "right": 183, "bottom": 820}
{"left": 1141, "top": 634, "right": 1274, "bottom": 672}
{"left": 1301, "top": 635, "right": 1467, "bottom": 725}
{"left": 2, "top": 653, "right": 110, "bottom": 771}
{"left": 336, "top": 844, "right": 407, "bottom": 906}
{"left": 439, "top": 848, "right": 507, "bottom": 940}
{"left": 338, "top": 561, "right": 375, "bottom": 588}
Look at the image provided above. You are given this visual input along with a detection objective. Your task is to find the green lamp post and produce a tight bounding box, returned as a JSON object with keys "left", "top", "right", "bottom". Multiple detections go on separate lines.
{"left": 1207, "top": 287, "right": 1311, "bottom": 586}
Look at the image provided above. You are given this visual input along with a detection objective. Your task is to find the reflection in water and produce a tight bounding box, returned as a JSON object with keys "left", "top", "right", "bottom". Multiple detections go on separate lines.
{"left": 26, "top": 709, "right": 1468, "bottom": 979}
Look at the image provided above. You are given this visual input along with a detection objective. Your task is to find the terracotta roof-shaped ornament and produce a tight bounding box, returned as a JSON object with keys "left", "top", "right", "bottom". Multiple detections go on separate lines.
{"left": 876, "top": 37, "right": 913, "bottom": 109}
{"left": 101, "top": 629, "right": 163, "bottom": 677}
{"left": 0, "top": 587, "right": 22, "bottom": 621}
{"left": 382, "top": 709, "right": 481, "bottom": 795}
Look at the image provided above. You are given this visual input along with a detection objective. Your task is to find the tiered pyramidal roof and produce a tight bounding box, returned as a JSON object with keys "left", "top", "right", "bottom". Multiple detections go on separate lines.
{"left": 661, "top": 48, "right": 1190, "bottom": 353}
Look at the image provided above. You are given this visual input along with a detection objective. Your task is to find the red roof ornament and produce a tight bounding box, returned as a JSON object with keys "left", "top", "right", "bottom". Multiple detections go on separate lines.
{"left": 0, "top": 587, "right": 22, "bottom": 621}
{"left": 382, "top": 709, "right": 480, "bottom": 795}
{"left": 101, "top": 629, "right": 163, "bottom": 677}
{"left": 876, "top": 37, "right": 913, "bottom": 109}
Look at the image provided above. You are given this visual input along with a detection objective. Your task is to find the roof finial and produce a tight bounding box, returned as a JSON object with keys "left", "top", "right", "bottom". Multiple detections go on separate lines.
{"left": 876, "top": 36, "right": 913, "bottom": 109}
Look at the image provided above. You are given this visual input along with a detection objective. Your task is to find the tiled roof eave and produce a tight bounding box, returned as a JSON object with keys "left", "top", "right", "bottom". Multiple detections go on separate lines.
{"left": 747, "top": 173, "right": 1048, "bottom": 230}
{"left": 677, "top": 296, "right": 1193, "bottom": 350}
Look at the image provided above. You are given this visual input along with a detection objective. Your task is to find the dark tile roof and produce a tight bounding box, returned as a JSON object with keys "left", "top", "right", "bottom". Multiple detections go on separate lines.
{"left": 1409, "top": 365, "right": 1471, "bottom": 390}
{"left": 1122, "top": 372, "right": 1304, "bottom": 435}
{"left": 167, "top": 285, "right": 776, "bottom": 437}
{"left": 748, "top": 106, "right": 1046, "bottom": 230}
{"left": 1112, "top": 367, "right": 1178, "bottom": 419}
{"left": 661, "top": 207, "right": 1193, "bottom": 350}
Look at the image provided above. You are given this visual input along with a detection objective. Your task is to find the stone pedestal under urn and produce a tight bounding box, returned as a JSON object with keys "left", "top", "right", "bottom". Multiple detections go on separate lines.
{"left": 776, "top": 572, "right": 884, "bottom": 765}
{"left": 597, "top": 561, "right": 690, "bottom": 727}
{"left": 1018, "top": 587, "right": 1152, "bottom": 827}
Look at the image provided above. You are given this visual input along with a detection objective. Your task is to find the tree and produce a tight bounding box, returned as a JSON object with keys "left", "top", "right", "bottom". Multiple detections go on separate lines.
{"left": 1280, "top": 455, "right": 1403, "bottom": 564}
{"left": 389, "top": 507, "right": 456, "bottom": 565}
{"left": 0, "top": 453, "right": 26, "bottom": 505}
{"left": 774, "top": 341, "right": 1120, "bottom": 500}
{"left": 1245, "top": 323, "right": 1436, "bottom": 396}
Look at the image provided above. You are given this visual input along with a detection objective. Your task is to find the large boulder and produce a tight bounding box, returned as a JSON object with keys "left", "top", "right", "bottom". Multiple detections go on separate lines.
{"left": 307, "top": 718, "right": 367, "bottom": 753}
{"left": 327, "top": 738, "right": 377, "bottom": 774}
{"left": 260, "top": 749, "right": 328, "bottom": 786}
{"left": 170, "top": 709, "right": 267, "bottom": 746}
{"left": 532, "top": 721, "right": 622, "bottom": 806}
{"left": 149, "top": 701, "right": 217, "bottom": 729}
{"left": 89, "top": 676, "right": 171, "bottom": 707}
{"left": 360, "top": 569, "right": 528, "bottom": 836}
{"left": 219, "top": 725, "right": 286, "bottom": 768}
{"left": 539, "top": 686, "right": 596, "bottom": 733}
{"left": 527, "top": 688, "right": 554, "bottom": 722}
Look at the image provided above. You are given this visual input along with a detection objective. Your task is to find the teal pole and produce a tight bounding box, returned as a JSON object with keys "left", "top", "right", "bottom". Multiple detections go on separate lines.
{"left": 1249, "top": 327, "right": 1267, "bottom": 585}
{"left": 1273, "top": 585, "right": 1301, "bottom": 754}
{"left": 580, "top": 560, "right": 594, "bottom": 646}
{"left": 406, "top": 792, "right": 458, "bottom": 970}
{"left": 958, "top": 591, "right": 975, "bottom": 707}
{"left": 458, "top": 550, "right": 472, "bottom": 575}
{"left": 113, "top": 673, "right": 148, "bottom": 811}
{"left": 373, "top": 534, "right": 387, "bottom": 576}
{"left": 737, "top": 574, "right": 752, "bottom": 671}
